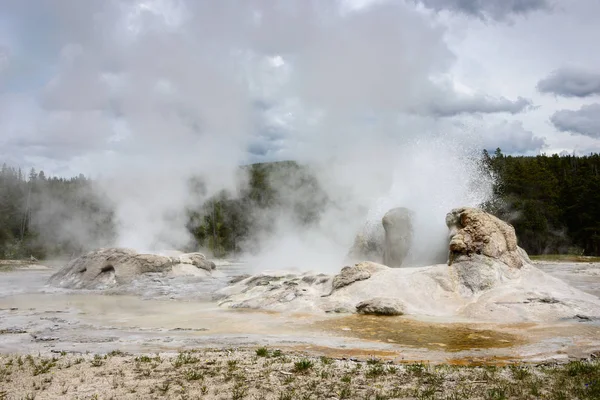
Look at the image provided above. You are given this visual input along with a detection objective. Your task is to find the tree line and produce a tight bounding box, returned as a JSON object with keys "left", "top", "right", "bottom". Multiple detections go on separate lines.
{"left": 1, "top": 152, "right": 600, "bottom": 259}
{"left": 0, "top": 164, "right": 114, "bottom": 259}
{"left": 483, "top": 149, "right": 600, "bottom": 256}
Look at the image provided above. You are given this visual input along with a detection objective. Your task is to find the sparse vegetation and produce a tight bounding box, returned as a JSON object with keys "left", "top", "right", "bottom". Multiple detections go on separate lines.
{"left": 292, "top": 359, "right": 314, "bottom": 373}
{"left": 256, "top": 347, "right": 269, "bottom": 357}
{"left": 0, "top": 350, "right": 598, "bottom": 399}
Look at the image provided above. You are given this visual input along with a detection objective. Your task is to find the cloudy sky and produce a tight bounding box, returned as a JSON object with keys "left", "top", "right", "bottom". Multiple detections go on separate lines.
{"left": 1, "top": 0, "right": 600, "bottom": 177}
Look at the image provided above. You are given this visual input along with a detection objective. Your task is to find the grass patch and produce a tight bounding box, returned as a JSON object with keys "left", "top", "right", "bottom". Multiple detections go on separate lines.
{"left": 172, "top": 351, "right": 199, "bottom": 368}
{"left": 292, "top": 359, "right": 313, "bottom": 373}
{"left": 256, "top": 347, "right": 269, "bottom": 357}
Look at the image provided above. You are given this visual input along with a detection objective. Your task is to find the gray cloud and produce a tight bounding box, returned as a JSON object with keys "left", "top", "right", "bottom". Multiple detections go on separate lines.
{"left": 551, "top": 103, "right": 600, "bottom": 138}
{"left": 537, "top": 67, "right": 600, "bottom": 98}
{"left": 0, "top": 0, "right": 506, "bottom": 258}
{"left": 483, "top": 120, "right": 546, "bottom": 154}
{"left": 0, "top": 46, "right": 9, "bottom": 75}
{"left": 415, "top": 0, "right": 551, "bottom": 20}
{"left": 424, "top": 93, "right": 532, "bottom": 117}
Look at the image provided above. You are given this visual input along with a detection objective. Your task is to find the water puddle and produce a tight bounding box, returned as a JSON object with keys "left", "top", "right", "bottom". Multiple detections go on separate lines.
{"left": 2, "top": 267, "right": 598, "bottom": 360}
{"left": 0, "top": 293, "right": 305, "bottom": 336}
{"left": 313, "top": 315, "right": 522, "bottom": 352}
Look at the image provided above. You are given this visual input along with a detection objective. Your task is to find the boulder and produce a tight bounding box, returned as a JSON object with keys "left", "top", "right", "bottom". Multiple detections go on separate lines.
{"left": 175, "top": 252, "right": 216, "bottom": 272}
{"left": 346, "top": 207, "right": 414, "bottom": 267}
{"left": 346, "top": 221, "right": 385, "bottom": 264}
{"left": 332, "top": 263, "right": 377, "bottom": 291}
{"left": 382, "top": 207, "right": 414, "bottom": 267}
{"left": 48, "top": 248, "right": 216, "bottom": 289}
{"left": 446, "top": 207, "right": 525, "bottom": 270}
{"left": 356, "top": 297, "right": 405, "bottom": 316}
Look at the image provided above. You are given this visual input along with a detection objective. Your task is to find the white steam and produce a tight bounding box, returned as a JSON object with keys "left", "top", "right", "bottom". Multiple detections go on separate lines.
{"left": 13, "top": 0, "right": 498, "bottom": 268}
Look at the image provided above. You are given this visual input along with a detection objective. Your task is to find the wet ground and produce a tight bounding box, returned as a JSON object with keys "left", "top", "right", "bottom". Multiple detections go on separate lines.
{"left": 536, "top": 261, "right": 600, "bottom": 298}
{"left": 0, "top": 261, "right": 599, "bottom": 363}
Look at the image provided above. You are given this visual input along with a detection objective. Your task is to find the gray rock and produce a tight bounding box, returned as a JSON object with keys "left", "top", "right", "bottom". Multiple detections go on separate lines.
{"left": 446, "top": 207, "right": 526, "bottom": 270}
{"left": 444, "top": 207, "right": 532, "bottom": 295}
{"left": 382, "top": 207, "right": 414, "bottom": 267}
{"left": 449, "top": 254, "right": 508, "bottom": 295}
{"left": 346, "top": 207, "right": 414, "bottom": 267}
{"left": 176, "top": 252, "right": 216, "bottom": 271}
{"left": 346, "top": 221, "right": 385, "bottom": 264}
{"left": 48, "top": 248, "right": 216, "bottom": 290}
{"left": 356, "top": 297, "right": 405, "bottom": 316}
{"left": 332, "top": 263, "right": 378, "bottom": 290}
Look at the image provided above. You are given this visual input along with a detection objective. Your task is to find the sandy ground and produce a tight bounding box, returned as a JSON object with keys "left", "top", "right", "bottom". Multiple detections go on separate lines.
{"left": 0, "top": 261, "right": 599, "bottom": 366}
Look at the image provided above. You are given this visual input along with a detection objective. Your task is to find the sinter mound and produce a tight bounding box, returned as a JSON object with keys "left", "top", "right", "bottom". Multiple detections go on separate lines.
{"left": 217, "top": 207, "right": 600, "bottom": 323}
{"left": 347, "top": 207, "right": 413, "bottom": 267}
{"left": 48, "top": 248, "right": 216, "bottom": 289}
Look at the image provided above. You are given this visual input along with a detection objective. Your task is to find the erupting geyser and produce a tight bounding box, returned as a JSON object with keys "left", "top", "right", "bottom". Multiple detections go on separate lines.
{"left": 215, "top": 207, "right": 600, "bottom": 323}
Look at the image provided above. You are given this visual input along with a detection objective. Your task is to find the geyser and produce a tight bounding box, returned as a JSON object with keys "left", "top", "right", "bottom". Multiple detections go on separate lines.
{"left": 26, "top": 0, "right": 498, "bottom": 270}
{"left": 216, "top": 207, "right": 600, "bottom": 324}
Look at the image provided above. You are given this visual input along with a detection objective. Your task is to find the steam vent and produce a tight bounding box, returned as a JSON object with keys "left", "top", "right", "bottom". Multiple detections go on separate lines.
{"left": 47, "top": 207, "right": 600, "bottom": 323}
{"left": 216, "top": 207, "right": 600, "bottom": 322}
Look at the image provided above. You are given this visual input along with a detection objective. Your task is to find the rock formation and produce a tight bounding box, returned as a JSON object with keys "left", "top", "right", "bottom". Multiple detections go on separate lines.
{"left": 215, "top": 207, "right": 600, "bottom": 323}
{"left": 446, "top": 207, "right": 525, "bottom": 269}
{"left": 48, "top": 248, "right": 217, "bottom": 289}
{"left": 445, "top": 207, "right": 531, "bottom": 295}
{"left": 356, "top": 297, "right": 405, "bottom": 316}
{"left": 382, "top": 207, "right": 414, "bottom": 267}
{"left": 347, "top": 207, "right": 414, "bottom": 267}
{"left": 346, "top": 221, "right": 385, "bottom": 264}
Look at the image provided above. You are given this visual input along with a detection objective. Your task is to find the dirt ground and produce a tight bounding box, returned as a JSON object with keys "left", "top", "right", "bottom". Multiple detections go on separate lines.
{"left": 1, "top": 261, "right": 600, "bottom": 399}
{"left": 1, "top": 348, "right": 599, "bottom": 400}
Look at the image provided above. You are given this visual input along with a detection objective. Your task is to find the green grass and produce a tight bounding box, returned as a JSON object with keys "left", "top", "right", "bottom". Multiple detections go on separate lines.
{"left": 292, "top": 359, "right": 313, "bottom": 373}
{"left": 256, "top": 347, "right": 269, "bottom": 357}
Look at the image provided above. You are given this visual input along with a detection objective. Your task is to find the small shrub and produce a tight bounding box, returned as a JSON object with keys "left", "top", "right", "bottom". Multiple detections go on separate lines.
{"left": 566, "top": 361, "right": 598, "bottom": 377}
{"left": 486, "top": 387, "right": 508, "bottom": 400}
{"left": 293, "top": 359, "right": 314, "bottom": 373}
{"left": 406, "top": 363, "right": 427, "bottom": 376}
{"left": 256, "top": 347, "right": 269, "bottom": 357}
{"left": 172, "top": 352, "right": 199, "bottom": 368}
{"left": 33, "top": 358, "right": 57, "bottom": 376}
{"left": 339, "top": 386, "right": 352, "bottom": 399}
{"left": 185, "top": 369, "right": 204, "bottom": 381}
{"left": 366, "top": 364, "right": 386, "bottom": 379}
{"left": 231, "top": 382, "right": 248, "bottom": 400}
{"left": 90, "top": 355, "right": 103, "bottom": 367}
{"left": 320, "top": 356, "right": 333, "bottom": 365}
{"left": 272, "top": 350, "right": 283, "bottom": 357}
{"left": 509, "top": 365, "right": 530, "bottom": 380}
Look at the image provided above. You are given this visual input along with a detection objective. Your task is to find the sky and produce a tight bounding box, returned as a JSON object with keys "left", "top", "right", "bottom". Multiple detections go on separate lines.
{"left": 1, "top": 0, "right": 600, "bottom": 178}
